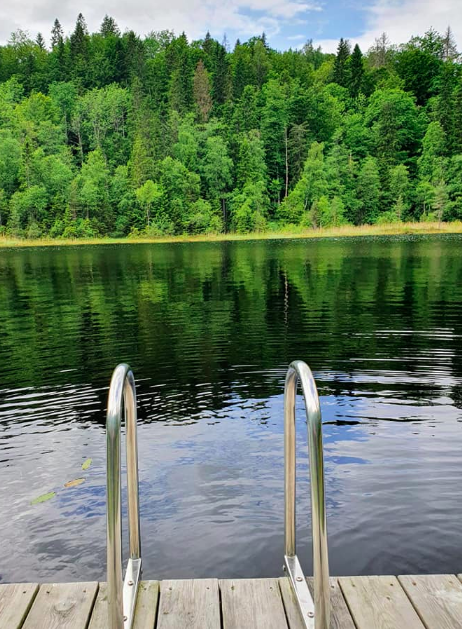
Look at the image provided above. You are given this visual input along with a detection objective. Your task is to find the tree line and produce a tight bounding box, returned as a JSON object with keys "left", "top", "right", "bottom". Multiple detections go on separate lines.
{"left": 0, "top": 18, "right": 461, "bottom": 238}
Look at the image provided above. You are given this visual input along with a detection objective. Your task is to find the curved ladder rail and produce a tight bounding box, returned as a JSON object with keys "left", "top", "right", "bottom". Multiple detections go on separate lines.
{"left": 107, "top": 364, "right": 142, "bottom": 629}
{"left": 284, "top": 360, "right": 330, "bottom": 629}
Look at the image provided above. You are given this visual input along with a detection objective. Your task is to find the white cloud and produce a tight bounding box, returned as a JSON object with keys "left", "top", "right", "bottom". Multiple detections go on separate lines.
{"left": 314, "top": 0, "right": 462, "bottom": 53}
{"left": 0, "top": 0, "right": 322, "bottom": 45}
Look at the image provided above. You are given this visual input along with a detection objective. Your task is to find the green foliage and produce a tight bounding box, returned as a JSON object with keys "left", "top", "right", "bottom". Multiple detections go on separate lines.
{"left": 280, "top": 142, "right": 328, "bottom": 224}
{"left": 135, "top": 179, "right": 162, "bottom": 227}
{"left": 356, "top": 156, "right": 381, "bottom": 224}
{"left": 389, "top": 164, "right": 410, "bottom": 218}
{"left": 0, "top": 24, "right": 461, "bottom": 238}
{"left": 418, "top": 121, "right": 446, "bottom": 181}
{"left": 230, "top": 181, "right": 268, "bottom": 232}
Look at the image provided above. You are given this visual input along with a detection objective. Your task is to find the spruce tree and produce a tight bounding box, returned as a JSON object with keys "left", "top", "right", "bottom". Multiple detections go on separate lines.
{"left": 193, "top": 60, "right": 212, "bottom": 122}
{"left": 70, "top": 13, "right": 88, "bottom": 83}
{"left": 168, "top": 33, "right": 193, "bottom": 113}
{"left": 51, "top": 19, "right": 63, "bottom": 49}
{"left": 123, "top": 31, "right": 146, "bottom": 83}
{"left": 70, "top": 13, "right": 88, "bottom": 57}
{"left": 212, "top": 42, "right": 230, "bottom": 107}
{"left": 36, "top": 33, "right": 46, "bottom": 51}
{"left": 349, "top": 44, "right": 364, "bottom": 98}
{"left": 333, "top": 38, "right": 351, "bottom": 87}
{"left": 100, "top": 15, "right": 120, "bottom": 37}
{"left": 442, "top": 26, "right": 458, "bottom": 62}
{"left": 232, "top": 42, "right": 249, "bottom": 99}
{"left": 203, "top": 31, "right": 214, "bottom": 58}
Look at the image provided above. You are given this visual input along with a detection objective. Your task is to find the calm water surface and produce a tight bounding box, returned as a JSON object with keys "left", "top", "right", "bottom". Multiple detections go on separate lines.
{"left": 0, "top": 235, "right": 461, "bottom": 582}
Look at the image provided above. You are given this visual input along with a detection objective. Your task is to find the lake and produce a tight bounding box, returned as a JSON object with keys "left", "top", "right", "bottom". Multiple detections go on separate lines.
{"left": 0, "top": 235, "right": 461, "bottom": 583}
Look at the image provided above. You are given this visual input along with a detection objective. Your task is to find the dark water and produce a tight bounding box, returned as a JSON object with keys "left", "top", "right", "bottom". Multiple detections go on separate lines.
{"left": 0, "top": 235, "right": 461, "bottom": 583}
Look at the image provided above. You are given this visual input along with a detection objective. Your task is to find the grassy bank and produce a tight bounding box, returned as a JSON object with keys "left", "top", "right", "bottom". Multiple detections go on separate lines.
{"left": 1, "top": 221, "right": 462, "bottom": 248}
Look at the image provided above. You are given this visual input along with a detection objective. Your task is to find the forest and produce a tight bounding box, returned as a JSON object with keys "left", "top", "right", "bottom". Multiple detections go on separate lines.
{"left": 0, "top": 18, "right": 461, "bottom": 238}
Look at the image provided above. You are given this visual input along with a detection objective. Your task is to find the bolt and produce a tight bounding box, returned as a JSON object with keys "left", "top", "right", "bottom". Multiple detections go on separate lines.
{"left": 296, "top": 576, "right": 303, "bottom": 582}
{"left": 128, "top": 580, "right": 134, "bottom": 586}
{"left": 308, "top": 611, "right": 314, "bottom": 618}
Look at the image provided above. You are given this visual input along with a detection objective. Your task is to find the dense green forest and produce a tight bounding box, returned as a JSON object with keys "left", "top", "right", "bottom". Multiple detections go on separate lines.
{"left": 0, "top": 18, "right": 461, "bottom": 238}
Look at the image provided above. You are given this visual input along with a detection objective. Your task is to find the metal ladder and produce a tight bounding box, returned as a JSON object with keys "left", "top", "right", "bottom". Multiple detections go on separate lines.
{"left": 105, "top": 360, "right": 330, "bottom": 629}
{"left": 284, "top": 360, "right": 330, "bottom": 629}
{"left": 106, "top": 364, "right": 142, "bottom": 629}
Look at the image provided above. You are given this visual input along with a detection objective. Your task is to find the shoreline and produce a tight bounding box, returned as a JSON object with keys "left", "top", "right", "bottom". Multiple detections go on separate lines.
{"left": 1, "top": 221, "right": 462, "bottom": 248}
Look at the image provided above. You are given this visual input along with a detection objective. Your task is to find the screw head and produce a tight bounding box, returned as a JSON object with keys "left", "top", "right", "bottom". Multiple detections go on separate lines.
{"left": 128, "top": 580, "right": 134, "bottom": 586}
{"left": 296, "top": 576, "right": 303, "bottom": 582}
{"left": 308, "top": 611, "right": 314, "bottom": 618}
{"left": 123, "top": 615, "right": 128, "bottom": 622}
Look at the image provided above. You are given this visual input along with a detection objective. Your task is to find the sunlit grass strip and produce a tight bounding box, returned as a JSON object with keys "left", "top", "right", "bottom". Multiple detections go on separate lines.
{"left": 1, "top": 221, "right": 462, "bottom": 248}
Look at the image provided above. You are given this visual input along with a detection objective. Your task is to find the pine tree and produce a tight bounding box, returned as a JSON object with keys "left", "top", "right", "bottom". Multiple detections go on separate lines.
{"left": 333, "top": 38, "right": 351, "bottom": 87}
{"left": 349, "top": 44, "right": 364, "bottom": 98}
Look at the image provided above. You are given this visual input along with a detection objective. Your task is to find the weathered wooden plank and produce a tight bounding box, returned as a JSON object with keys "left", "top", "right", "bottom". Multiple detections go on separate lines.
{"left": 157, "top": 579, "right": 220, "bottom": 629}
{"left": 220, "top": 578, "right": 288, "bottom": 629}
{"left": 88, "top": 581, "right": 159, "bottom": 629}
{"left": 22, "top": 582, "right": 98, "bottom": 629}
{"left": 399, "top": 575, "right": 462, "bottom": 629}
{"left": 279, "top": 577, "right": 355, "bottom": 629}
{"left": 0, "top": 583, "right": 39, "bottom": 629}
{"left": 339, "top": 576, "right": 425, "bottom": 629}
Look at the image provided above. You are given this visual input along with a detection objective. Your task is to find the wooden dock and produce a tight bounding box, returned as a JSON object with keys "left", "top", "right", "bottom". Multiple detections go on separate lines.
{"left": 1, "top": 574, "right": 462, "bottom": 628}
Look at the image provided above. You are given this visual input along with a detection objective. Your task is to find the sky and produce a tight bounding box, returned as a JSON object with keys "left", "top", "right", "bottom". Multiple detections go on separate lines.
{"left": 0, "top": 0, "right": 461, "bottom": 53}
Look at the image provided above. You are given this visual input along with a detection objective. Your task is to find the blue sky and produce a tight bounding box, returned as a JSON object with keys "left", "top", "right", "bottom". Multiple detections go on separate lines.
{"left": 267, "top": 0, "right": 366, "bottom": 50}
{"left": 0, "top": 0, "right": 460, "bottom": 52}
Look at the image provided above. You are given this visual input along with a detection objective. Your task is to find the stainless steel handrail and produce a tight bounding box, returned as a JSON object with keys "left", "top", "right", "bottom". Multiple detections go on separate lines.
{"left": 107, "top": 363, "right": 141, "bottom": 629}
{"left": 284, "top": 360, "right": 330, "bottom": 629}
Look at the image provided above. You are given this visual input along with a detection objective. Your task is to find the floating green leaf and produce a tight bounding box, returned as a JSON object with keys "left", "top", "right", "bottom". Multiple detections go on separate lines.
{"left": 31, "top": 491, "right": 55, "bottom": 505}
{"left": 64, "top": 478, "right": 85, "bottom": 488}
{"left": 82, "top": 458, "right": 92, "bottom": 470}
